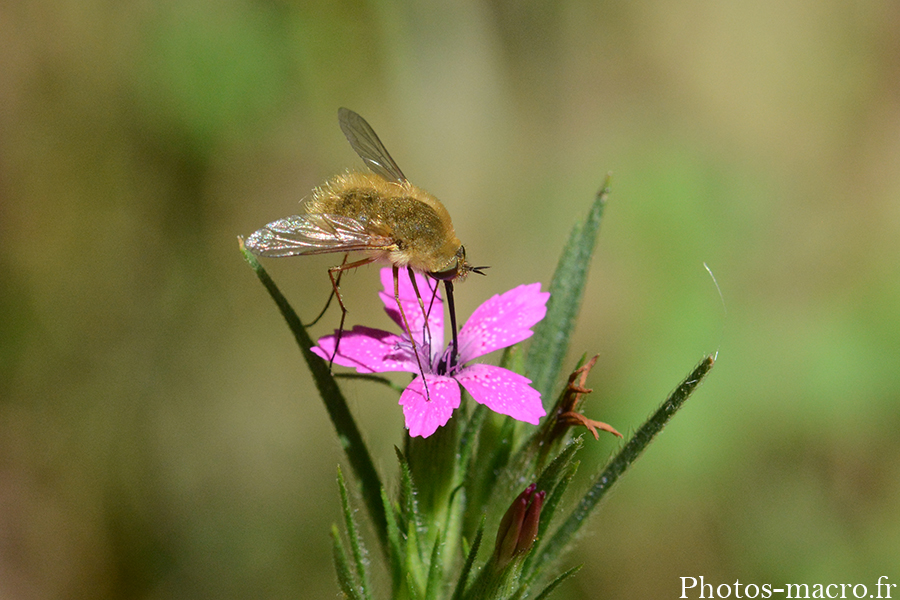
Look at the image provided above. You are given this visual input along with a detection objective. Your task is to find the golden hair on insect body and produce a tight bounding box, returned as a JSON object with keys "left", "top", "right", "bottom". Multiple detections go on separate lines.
{"left": 307, "top": 171, "right": 464, "bottom": 277}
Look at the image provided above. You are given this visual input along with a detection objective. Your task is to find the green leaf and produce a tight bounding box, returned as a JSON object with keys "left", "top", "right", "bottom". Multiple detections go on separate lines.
{"left": 533, "top": 456, "right": 578, "bottom": 545}
{"left": 458, "top": 403, "right": 487, "bottom": 474}
{"left": 424, "top": 531, "right": 444, "bottom": 600}
{"left": 462, "top": 411, "right": 519, "bottom": 537}
{"left": 405, "top": 409, "right": 460, "bottom": 524}
{"left": 535, "top": 355, "right": 715, "bottom": 567}
{"left": 331, "top": 525, "right": 363, "bottom": 600}
{"left": 381, "top": 487, "right": 405, "bottom": 596}
{"left": 394, "top": 447, "right": 423, "bottom": 546}
{"left": 239, "top": 240, "right": 387, "bottom": 552}
{"left": 530, "top": 564, "right": 583, "bottom": 600}
{"left": 522, "top": 439, "right": 582, "bottom": 578}
{"left": 337, "top": 467, "right": 372, "bottom": 600}
{"left": 395, "top": 448, "right": 428, "bottom": 594}
{"left": 525, "top": 178, "right": 610, "bottom": 405}
{"left": 532, "top": 434, "right": 583, "bottom": 500}
{"left": 451, "top": 522, "right": 485, "bottom": 600}
{"left": 406, "top": 572, "right": 422, "bottom": 600}
{"left": 406, "top": 525, "right": 426, "bottom": 598}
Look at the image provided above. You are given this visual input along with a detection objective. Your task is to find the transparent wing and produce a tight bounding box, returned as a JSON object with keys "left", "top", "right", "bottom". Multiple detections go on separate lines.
{"left": 338, "top": 107, "right": 407, "bottom": 183}
{"left": 245, "top": 214, "right": 394, "bottom": 257}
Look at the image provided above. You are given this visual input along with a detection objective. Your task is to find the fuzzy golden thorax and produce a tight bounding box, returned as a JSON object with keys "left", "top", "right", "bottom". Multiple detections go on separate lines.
{"left": 308, "top": 172, "right": 464, "bottom": 277}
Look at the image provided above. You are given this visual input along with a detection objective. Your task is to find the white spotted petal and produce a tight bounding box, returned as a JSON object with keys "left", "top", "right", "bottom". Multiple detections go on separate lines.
{"left": 456, "top": 364, "right": 545, "bottom": 424}
{"left": 399, "top": 375, "right": 461, "bottom": 437}
{"left": 457, "top": 283, "right": 550, "bottom": 362}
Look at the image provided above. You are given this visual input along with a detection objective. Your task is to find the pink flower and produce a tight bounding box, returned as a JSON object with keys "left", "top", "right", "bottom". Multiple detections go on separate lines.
{"left": 311, "top": 268, "right": 550, "bottom": 437}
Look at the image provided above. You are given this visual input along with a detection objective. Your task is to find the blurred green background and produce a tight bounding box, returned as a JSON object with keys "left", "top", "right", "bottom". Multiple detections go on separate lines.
{"left": 2, "top": 0, "right": 898, "bottom": 598}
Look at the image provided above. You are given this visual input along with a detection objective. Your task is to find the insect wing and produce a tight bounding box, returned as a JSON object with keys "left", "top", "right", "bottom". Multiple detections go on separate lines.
{"left": 246, "top": 213, "right": 393, "bottom": 257}
{"left": 338, "top": 108, "right": 407, "bottom": 183}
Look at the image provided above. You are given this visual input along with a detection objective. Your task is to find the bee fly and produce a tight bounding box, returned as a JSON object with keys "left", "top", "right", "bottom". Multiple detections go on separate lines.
{"left": 246, "top": 108, "right": 486, "bottom": 390}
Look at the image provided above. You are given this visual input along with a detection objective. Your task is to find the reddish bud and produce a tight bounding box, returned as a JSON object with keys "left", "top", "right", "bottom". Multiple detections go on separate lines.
{"left": 493, "top": 484, "right": 546, "bottom": 569}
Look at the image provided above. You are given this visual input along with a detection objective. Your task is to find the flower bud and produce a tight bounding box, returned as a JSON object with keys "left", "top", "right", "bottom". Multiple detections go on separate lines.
{"left": 493, "top": 484, "right": 546, "bottom": 569}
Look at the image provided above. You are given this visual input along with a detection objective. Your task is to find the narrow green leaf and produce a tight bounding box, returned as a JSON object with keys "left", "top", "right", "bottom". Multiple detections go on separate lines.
{"left": 440, "top": 482, "right": 466, "bottom": 582}
{"left": 522, "top": 440, "right": 582, "bottom": 578}
{"left": 337, "top": 467, "right": 372, "bottom": 600}
{"left": 406, "top": 524, "right": 426, "bottom": 597}
{"left": 394, "top": 447, "right": 423, "bottom": 545}
{"left": 381, "top": 487, "right": 405, "bottom": 596}
{"left": 533, "top": 437, "right": 582, "bottom": 503}
{"left": 465, "top": 411, "right": 515, "bottom": 530}
{"left": 451, "top": 522, "right": 485, "bottom": 600}
{"left": 490, "top": 416, "right": 517, "bottom": 474}
{"left": 527, "top": 468, "right": 577, "bottom": 582}
{"left": 240, "top": 240, "right": 387, "bottom": 552}
{"left": 331, "top": 525, "right": 363, "bottom": 600}
{"left": 459, "top": 403, "right": 487, "bottom": 473}
{"left": 396, "top": 447, "right": 428, "bottom": 593}
{"left": 499, "top": 341, "right": 525, "bottom": 373}
{"left": 424, "top": 531, "right": 444, "bottom": 600}
{"left": 525, "top": 178, "right": 610, "bottom": 405}
{"left": 406, "top": 572, "right": 422, "bottom": 600}
{"left": 530, "top": 564, "right": 583, "bottom": 600}
{"left": 534, "top": 457, "right": 578, "bottom": 544}
{"left": 536, "top": 355, "right": 715, "bottom": 566}
{"left": 459, "top": 405, "right": 489, "bottom": 539}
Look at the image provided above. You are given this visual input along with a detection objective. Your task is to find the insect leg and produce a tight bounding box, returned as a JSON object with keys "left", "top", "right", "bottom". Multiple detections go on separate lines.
{"left": 405, "top": 266, "right": 435, "bottom": 357}
{"left": 327, "top": 256, "right": 376, "bottom": 370}
{"left": 305, "top": 253, "right": 349, "bottom": 327}
{"left": 422, "top": 280, "right": 442, "bottom": 354}
{"left": 395, "top": 266, "right": 431, "bottom": 401}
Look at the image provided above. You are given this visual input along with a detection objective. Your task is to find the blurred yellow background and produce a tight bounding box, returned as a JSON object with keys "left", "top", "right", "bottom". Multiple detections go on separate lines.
{"left": 1, "top": 0, "right": 898, "bottom": 598}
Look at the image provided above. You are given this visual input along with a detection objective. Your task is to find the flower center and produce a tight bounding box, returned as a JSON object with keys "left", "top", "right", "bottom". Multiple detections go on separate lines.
{"left": 434, "top": 343, "right": 459, "bottom": 376}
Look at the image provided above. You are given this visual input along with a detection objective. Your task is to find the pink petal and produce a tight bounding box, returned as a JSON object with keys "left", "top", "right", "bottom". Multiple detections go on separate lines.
{"left": 312, "top": 326, "right": 419, "bottom": 374}
{"left": 378, "top": 268, "right": 444, "bottom": 349}
{"left": 399, "top": 375, "right": 461, "bottom": 437}
{"left": 457, "top": 283, "right": 550, "bottom": 362}
{"left": 456, "top": 363, "right": 545, "bottom": 424}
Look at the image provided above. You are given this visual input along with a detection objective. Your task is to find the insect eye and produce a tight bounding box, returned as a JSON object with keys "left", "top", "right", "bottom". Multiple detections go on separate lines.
{"left": 428, "top": 246, "right": 467, "bottom": 281}
{"left": 428, "top": 260, "right": 460, "bottom": 281}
